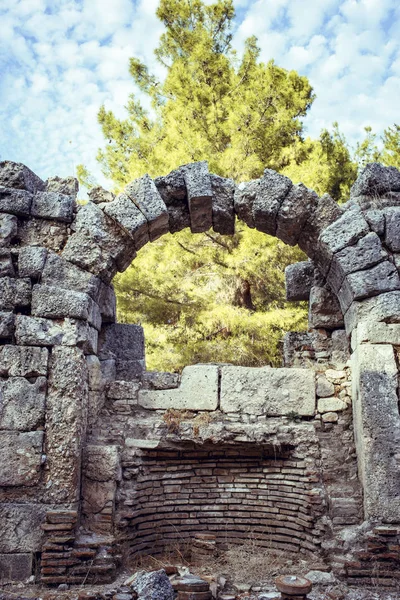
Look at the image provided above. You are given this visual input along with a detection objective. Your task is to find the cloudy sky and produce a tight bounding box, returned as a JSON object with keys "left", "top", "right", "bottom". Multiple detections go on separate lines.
{"left": 1, "top": 0, "right": 399, "bottom": 189}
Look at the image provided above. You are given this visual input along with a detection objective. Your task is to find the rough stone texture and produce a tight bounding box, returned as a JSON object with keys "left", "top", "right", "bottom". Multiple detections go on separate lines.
{"left": 0, "top": 376, "right": 46, "bottom": 430}
{"left": 41, "top": 252, "right": 101, "bottom": 298}
{"left": 126, "top": 174, "right": 169, "bottom": 241}
{"left": 131, "top": 569, "right": 174, "bottom": 600}
{"left": 0, "top": 277, "right": 31, "bottom": 310}
{"left": 97, "top": 282, "right": 116, "bottom": 323}
{"left": 84, "top": 445, "right": 120, "bottom": 482}
{"left": 297, "top": 193, "right": 343, "bottom": 259}
{"left": 0, "top": 503, "right": 47, "bottom": 552}
{"left": 0, "top": 213, "right": 18, "bottom": 247}
{"left": 88, "top": 185, "right": 115, "bottom": 204}
{"left": 154, "top": 168, "right": 190, "bottom": 233}
{"left": 328, "top": 232, "right": 387, "bottom": 293}
{"left": 31, "top": 191, "right": 74, "bottom": 222}
{"left": 99, "top": 323, "right": 145, "bottom": 380}
{"left": 210, "top": 174, "right": 235, "bottom": 235}
{"left": 139, "top": 365, "right": 218, "bottom": 410}
{"left": 0, "top": 161, "right": 45, "bottom": 193}
{"left": 0, "top": 553, "right": 32, "bottom": 582}
{"left": 276, "top": 184, "right": 318, "bottom": 245}
{"left": 364, "top": 208, "right": 385, "bottom": 236}
{"left": 234, "top": 179, "right": 258, "bottom": 228}
{"left": 350, "top": 162, "right": 400, "bottom": 197}
{"left": 0, "top": 311, "right": 14, "bottom": 339}
{"left": 45, "top": 346, "right": 89, "bottom": 503}
{"left": 46, "top": 175, "right": 79, "bottom": 197}
{"left": 18, "top": 246, "right": 48, "bottom": 279}
{"left": 0, "top": 431, "right": 44, "bottom": 486}
{"left": 338, "top": 260, "right": 400, "bottom": 313}
{"left": 103, "top": 193, "right": 149, "bottom": 251}
{"left": 183, "top": 161, "right": 213, "bottom": 233}
{"left": 384, "top": 206, "right": 400, "bottom": 252}
{"left": 15, "top": 315, "right": 98, "bottom": 354}
{"left": 352, "top": 343, "right": 400, "bottom": 521}
{"left": 220, "top": 366, "right": 315, "bottom": 416}
{"left": 18, "top": 217, "right": 68, "bottom": 252}
{"left": 253, "top": 169, "right": 293, "bottom": 236}
{"left": 309, "top": 280, "right": 344, "bottom": 330}
{"left": 344, "top": 290, "right": 400, "bottom": 334}
{"left": 32, "top": 284, "right": 102, "bottom": 330}
{"left": 0, "top": 187, "right": 32, "bottom": 217}
{"left": 316, "top": 376, "right": 335, "bottom": 398}
{"left": 285, "top": 261, "right": 314, "bottom": 301}
{"left": 0, "top": 248, "right": 15, "bottom": 277}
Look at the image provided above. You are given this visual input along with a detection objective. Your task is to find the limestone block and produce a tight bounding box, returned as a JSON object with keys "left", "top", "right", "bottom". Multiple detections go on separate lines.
{"left": 253, "top": 169, "right": 293, "bottom": 236}
{"left": 344, "top": 291, "right": 400, "bottom": 334}
{"left": 0, "top": 431, "right": 44, "bottom": 486}
{"left": 0, "top": 213, "right": 18, "bottom": 247}
{"left": 41, "top": 252, "right": 101, "bottom": 299}
{"left": 82, "top": 478, "right": 116, "bottom": 517}
{"left": 126, "top": 174, "right": 169, "bottom": 241}
{"left": 18, "top": 218, "right": 68, "bottom": 253}
{"left": 298, "top": 193, "right": 343, "bottom": 259}
{"left": 0, "top": 277, "right": 31, "bottom": 310}
{"left": 0, "top": 248, "right": 15, "bottom": 277}
{"left": 62, "top": 231, "right": 117, "bottom": 280}
{"left": 350, "top": 163, "right": 400, "bottom": 197}
{"left": 276, "top": 184, "right": 318, "bottom": 246}
{"left": 32, "top": 284, "right": 102, "bottom": 330}
{"left": 0, "top": 311, "right": 14, "bottom": 338}
{"left": 98, "top": 323, "right": 145, "bottom": 361}
{"left": 103, "top": 193, "right": 149, "bottom": 250}
{"left": 331, "top": 329, "right": 350, "bottom": 366}
{"left": 139, "top": 365, "right": 219, "bottom": 411}
{"left": 0, "top": 345, "right": 48, "bottom": 377}
{"left": 86, "top": 355, "right": 104, "bottom": 392}
{"left": 384, "top": 207, "right": 400, "bottom": 252}
{"left": 100, "top": 359, "right": 116, "bottom": 383}
{"left": 220, "top": 366, "right": 315, "bottom": 416}
{"left": 233, "top": 179, "right": 258, "bottom": 228}
{"left": 97, "top": 282, "right": 116, "bottom": 323}
{"left": 316, "top": 376, "right": 335, "bottom": 398}
{"left": 15, "top": 315, "right": 98, "bottom": 354}
{"left": 46, "top": 346, "right": 89, "bottom": 503}
{"left": 18, "top": 246, "right": 48, "bottom": 278}
{"left": 0, "top": 187, "right": 32, "bottom": 216}
{"left": 84, "top": 445, "right": 120, "bottom": 482}
{"left": 364, "top": 209, "right": 385, "bottom": 236}
{"left": 116, "top": 358, "right": 145, "bottom": 381}
{"left": 0, "top": 161, "right": 45, "bottom": 193}
{"left": 355, "top": 321, "right": 400, "bottom": 346}
{"left": 88, "top": 185, "right": 115, "bottom": 204}
{"left": 211, "top": 174, "right": 235, "bottom": 235}
{"left": 31, "top": 191, "right": 74, "bottom": 222}
{"left": 318, "top": 208, "right": 370, "bottom": 271}
{"left": 338, "top": 260, "right": 400, "bottom": 313}
{"left": 183, "top": 161, "right": 213, "bottom": 233}
{"left": 0, "top": 553, "right": 32, "bottom": 582}
{"left": 142, "top": 371, "right": 180, "bottom": 390}
{"left": 328, "top": 232, "right": 387, "bottom": 294}
{"left": 46, "top": 175, "right": 79, "bottom": 197}
{"left": 107, "top": 380, "right": 140, "bottom": 400}
{"left": 0, "top": 503, "right": 47, "bottom": 552}
{"left": 0, "top": 376, "right": 46, "bottom": 430}
{"left": 317, "top": 397, "right": 346, "bottom": 413}
{"left": 309, "top": 282, "right": 344, "bottom": 330}
{"left": 285, "top": 261, "right": 314, "bottom": 301}
{"left": 155, "top": 168, "right": 190, "bottom": 233}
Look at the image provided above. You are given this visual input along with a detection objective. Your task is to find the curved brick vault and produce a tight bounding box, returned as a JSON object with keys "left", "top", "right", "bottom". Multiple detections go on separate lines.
{"left": 2, "top": 159, "right": 400, "bottom": 586}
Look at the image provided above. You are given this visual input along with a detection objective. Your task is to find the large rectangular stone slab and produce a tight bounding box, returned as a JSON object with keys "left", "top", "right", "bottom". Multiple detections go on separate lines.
{"left": 41, "top": 252, "right": 101, "bottom": 299}
{"left": 15, "top": 315, "right": 98, "bottom": 354}
{"left": 31, "top": 284, "right": 101, "bottom": 330}
{"left": 98, "top": 323, "right": 145, "bottom": 361}
{"left": 344, "top": 291, "right": 400, "bottom": 334}
{"left": 0, "top": 376, "right": 46, "bottom": 430}
{"left": 138, "top": 365, "right": 218, "bottom": 411}
{"left": 0, "top": 187, "right": 33, "bottom": 217}
{"left": 0, "top": 345, "right": 48, "bottom": 377}
{"left": 220, "top": 366, "right": 315, "bottom": 416}
{"left": 338, "top": 260, "right": 400, "bottom": 313}
{"left": 31, "top": 191, "right": 74, "bottom": 222}
{"left": 0, "top": 553, "right": 33, "bottom": 582}
{"left": 0, "top": 431, "right": 44, "bottom": 486}
{"left": 0, "top": 503, "right": 47, "bottom": 552}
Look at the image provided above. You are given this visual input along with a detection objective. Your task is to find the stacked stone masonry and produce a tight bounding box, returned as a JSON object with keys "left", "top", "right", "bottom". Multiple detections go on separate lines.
{"left": 1, "top": 159, "right": 400, "bottom": 588}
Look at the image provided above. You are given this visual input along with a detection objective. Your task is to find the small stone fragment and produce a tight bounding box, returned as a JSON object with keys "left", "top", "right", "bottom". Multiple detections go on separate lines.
{"left": 318, "top": 397, "right": 347, "bottom": 413}
{"left": 321, "top": 411, "right": 339, "bottom": 423}
{"left": 88, "top": 185, "right": 115, "bottom": 204}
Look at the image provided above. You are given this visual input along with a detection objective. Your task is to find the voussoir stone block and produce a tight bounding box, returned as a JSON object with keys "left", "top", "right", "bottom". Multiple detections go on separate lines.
{"left": 0, "top": 431, "right": 44, "bottom": 486}
{"left": 15, "top": 315, "right": 98, "bottom": 354}
{"left": 155, "top": 168, "right": 190, "bottom": 233}
{"left": 0, "top": 187, "right": 33, "bottom": 217}
{"left": 276, "top": 184, "right": 318, "bottom": 246}
{"left": 0, "top": 161, "right": 45, "bottom": 193}
{"left": 384, "top": 206, "right": 400, "bottom": 252}
{"left": 351, "top": 162, "right": 400, "bottom": 198}
{"left": 183, "top": 161, "right": 213, "bottom": 233}
{"left": 104, "top": 192, "right": 149, "bottom": 251}
{"left": 298, "top": 193, "right": 343, "bottom": 259}
{"left": 18, "top": 245, "right": 48, "bottom": 279}
{"left": 211, "top": 174, "right": 235, "bottom": 235}
{"left": 327, "top": 232, "right": 387, "bottom": 293}
{"left": 31, "top": 190, "right": 75, "bottom": 222}
{"left": 126, "top": 174, "right": 169, "bottom": 241}
{"left": 0, "top": 376, "right": 46, "bottom": 431}
{"left": 234, "top": 179, "right": 258, "bottom": 228}
{"left": 41, "top": 251, "right": 101, "bottom": 298}
{"left": 253, "top": 169, "right": 293, "bottom": 236}
{"left": 285, "top": 261, "right": 314, "bottom": 301}
{"left": 138, "top": 365, "right": 218, "bottom": 411}
{"left": 0, "top": 345, "right": 48, "bottom": 377}
{"left": 31, "top": 284, "right": 102, "bottom": 330}
{"left": 0, "top": 277, "right": 31, "bottom": 310}
{"left": 220, "top": 366, "right": 315, "bottom": 416}
{"left": 0, "top": 213, "right": 18, "bottom": 247}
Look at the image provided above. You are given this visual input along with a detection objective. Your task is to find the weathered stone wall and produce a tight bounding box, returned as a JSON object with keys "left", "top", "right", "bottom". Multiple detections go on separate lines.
{"left": 1, "top": 159, "right": 400, "bottom": 586}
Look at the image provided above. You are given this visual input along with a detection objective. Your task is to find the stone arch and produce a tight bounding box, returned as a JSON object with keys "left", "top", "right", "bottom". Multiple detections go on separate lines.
{"left": 2, "top": 159, "right": 400, "bottom": 584}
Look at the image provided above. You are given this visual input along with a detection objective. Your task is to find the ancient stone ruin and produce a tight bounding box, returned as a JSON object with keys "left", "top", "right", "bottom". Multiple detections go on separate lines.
{"left": 1, "top": 159, "right": 400, "bottom": 588}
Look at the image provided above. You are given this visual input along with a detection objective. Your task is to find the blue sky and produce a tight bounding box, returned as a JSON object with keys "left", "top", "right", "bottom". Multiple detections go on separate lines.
{"left": 1, "top": 0, "right": 400, "bottom": 190}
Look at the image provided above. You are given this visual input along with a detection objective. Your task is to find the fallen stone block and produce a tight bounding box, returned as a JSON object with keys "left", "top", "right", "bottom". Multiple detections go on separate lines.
{"left": 18, "top": 245, "right": 48, "bottom": 279}
{"left": 0, "top": 431, "right": 44, "bottom": 487}
{"left": 0, "top": 376, "right": 47, "bottom": 431}
{"left": 285, "top": 261, "right": 314, "bottom": 301}
{"left": 31, "top": 191, "right": 75, "bottom": 222}
{"left": 131, "top": 568, "right": 175, "bottom": 600}
{"left": 0, "top": 161, "right": 45, "bottom": 193}
{"left": 220, "top": 366, "right": 315, "bottom": 416}
{"left": 211, "top": 174, "right": 235, "bottom": 235}
{"left": 183, "top": 161, "right": 213, "bottom": 233}
{"left": 338, "top": 260, "right": 400, "bottom": 313}
{"left": 139, "top": 365, "right": 218, "bottom": 411}
{"left": 0, "top": 187, "right": 33, "bottom": 216}
{"left": 126, "top": 174, "right": 169, "bottom": 241}
{"left": 0, "top": 345, "right": 48, "bottom": 377}
{"left": 88, "top": 185, "right": 115, "bottom": 204}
